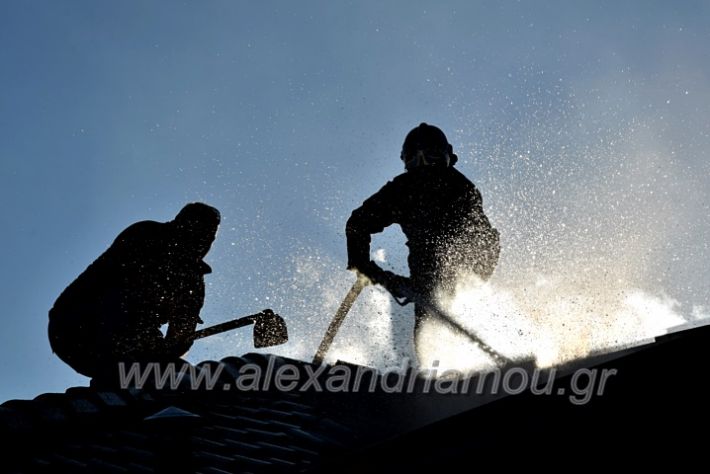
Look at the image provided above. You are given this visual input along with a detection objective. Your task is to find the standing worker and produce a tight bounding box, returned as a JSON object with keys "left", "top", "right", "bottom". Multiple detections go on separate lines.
{"left": 346, "top": 123, "right": 500, "bottom": 363}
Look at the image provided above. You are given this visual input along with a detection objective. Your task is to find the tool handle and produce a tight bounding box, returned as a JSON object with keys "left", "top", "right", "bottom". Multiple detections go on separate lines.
{"left": 190, "top": 309, "right": 273, "bottom": 341}
{"left": 312, "top": 275, "right": 369, "bottom": 364}
{"left": 410, "top": 296, "right": 513, "bottom": 366}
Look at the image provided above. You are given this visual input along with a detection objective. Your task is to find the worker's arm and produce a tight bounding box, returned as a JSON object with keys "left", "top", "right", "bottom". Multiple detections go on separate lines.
{"left": 345, "top": 180, "right": 412, "bottom": 299}
{"left": 164, "top": 319, "right": 199, "bottom": 357}
{"left": 461, "top": 181, "right": 500, "bottom": 281}
{"left": 345, "top": 180, "right": 402, "bottom": 270}
{"left": 163, "top": 261, "right": 209, "bottom": 356}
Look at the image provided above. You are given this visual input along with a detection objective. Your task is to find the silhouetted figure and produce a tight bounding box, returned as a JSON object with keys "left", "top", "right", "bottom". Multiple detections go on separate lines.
{"left": 346, "top": 123, "right": 500, "bottom": 361}
{"left": 48, "top": 203, "right": 220, "bottom": 379}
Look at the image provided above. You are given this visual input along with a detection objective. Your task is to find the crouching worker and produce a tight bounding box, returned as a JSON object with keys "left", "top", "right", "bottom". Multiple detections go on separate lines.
{"left": 48, "top": 203, "right": 220, "bottom": 382}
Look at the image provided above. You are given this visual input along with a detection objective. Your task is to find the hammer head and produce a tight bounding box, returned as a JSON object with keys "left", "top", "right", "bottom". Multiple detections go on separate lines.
{"left": 253, "top": 310, "right": 289, "bottom": 348}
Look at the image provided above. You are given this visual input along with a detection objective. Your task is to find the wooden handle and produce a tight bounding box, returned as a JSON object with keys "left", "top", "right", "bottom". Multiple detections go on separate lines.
{"left": 312, "top": 275, "right": 369, "bottom": 364}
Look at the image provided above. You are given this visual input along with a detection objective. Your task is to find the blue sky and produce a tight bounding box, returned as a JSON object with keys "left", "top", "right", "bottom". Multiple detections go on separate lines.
{"left": 1, "top": 1, "right": 709, "bottom": 400}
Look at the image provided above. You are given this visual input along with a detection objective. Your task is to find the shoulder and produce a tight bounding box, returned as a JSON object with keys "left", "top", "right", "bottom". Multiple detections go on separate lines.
{"left": 446, "top": 167, "right": 483, "bottom": 202}
{"left": 116, "top": 220, "right": 164, "bottom": 238}
{"left": 376, "top": 172, "right": 408, "bottom": 190}
{"left": 448, "top": 166, "right": 473, "bottom": 183}
{"left": 450, "top": 167, "right": 478, "bottom": 188}
{"left": 358, "top": 172, "right": 409, "bottom": 203}
{"left": 111, "top": 220, "right": 167, "bottom": 250}
{"left": 383, "top": 170, "right": 422, "bottom": 191}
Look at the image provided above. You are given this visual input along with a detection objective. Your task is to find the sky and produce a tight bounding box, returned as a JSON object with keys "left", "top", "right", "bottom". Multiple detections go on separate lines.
{"left": 1, "top": 1, "right": 709, "bottom": 400}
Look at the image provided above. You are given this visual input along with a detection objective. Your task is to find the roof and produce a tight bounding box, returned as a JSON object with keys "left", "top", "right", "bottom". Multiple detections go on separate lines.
{"left": 1, "top": 353, "right": 392, "bottom": 473}
{"left": 335, "top": 323, "right": 710, "bottom": 469}
{"left": 3, "top": 323, "right": 710, "bottom": 472}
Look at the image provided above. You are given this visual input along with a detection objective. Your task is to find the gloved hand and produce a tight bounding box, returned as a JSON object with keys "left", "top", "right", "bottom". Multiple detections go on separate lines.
{"left": 347, "top": 260, "right": 378, "bottom": 280}
{"left": 165, "top": 317, "right": 201, "bottom": 357}
{"left": 377, "top": 270, "right": 413, "bottom": 302}
{"left": 350, "top": 261, "right": 413, "bottom": 302}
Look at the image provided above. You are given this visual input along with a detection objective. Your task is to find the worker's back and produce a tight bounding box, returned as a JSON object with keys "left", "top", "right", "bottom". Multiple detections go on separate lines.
{"left": 390, "top": 166, "right": 484, "bottom": 275}
{"left": 50, "top": 221, "right": 168, "bottom": 330}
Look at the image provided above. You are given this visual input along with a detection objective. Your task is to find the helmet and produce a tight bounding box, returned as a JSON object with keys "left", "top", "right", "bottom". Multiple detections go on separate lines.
{"left": 400, "top": 123, "right": 458, "bottom": 170}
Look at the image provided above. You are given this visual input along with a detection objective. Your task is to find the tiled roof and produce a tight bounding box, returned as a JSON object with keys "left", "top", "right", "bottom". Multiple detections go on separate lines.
{"left": 3, "top": 323, "right": 710, "bottom": 471}
{"left": 2, "top": 353, "right": 393, "bottom": 473}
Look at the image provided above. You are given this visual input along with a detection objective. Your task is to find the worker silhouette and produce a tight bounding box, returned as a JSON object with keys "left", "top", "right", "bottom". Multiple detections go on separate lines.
{"left": 346, "top": 123, "right": 500, "bottom": 362}
{"left": 48, "top": 203, "right": 220, "bottom": 379}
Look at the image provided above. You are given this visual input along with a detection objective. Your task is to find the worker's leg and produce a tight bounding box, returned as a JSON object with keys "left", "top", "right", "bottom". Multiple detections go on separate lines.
{"left": 413, "top": 303, "right": 434, "bottom": 368}
{"left": 48, "top": 314, "right": 99, "bottom": 378}
{"left": 90, "top": 324, "right": 196, "bottom": 389}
